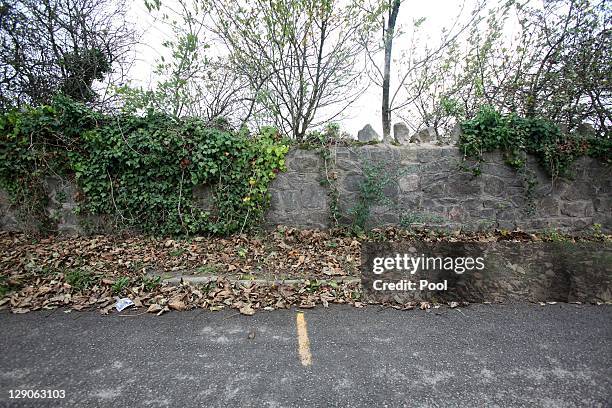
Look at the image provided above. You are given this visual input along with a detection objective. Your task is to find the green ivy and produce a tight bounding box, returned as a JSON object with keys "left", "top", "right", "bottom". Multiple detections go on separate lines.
{"left": 0, "top": 96, "right": 288, "bottom": 235}
{"left": 348, "top": 161, "right": 397, "bottom": 234}
{"left": 459, "top": 106, "right": 611, "bottom": 179}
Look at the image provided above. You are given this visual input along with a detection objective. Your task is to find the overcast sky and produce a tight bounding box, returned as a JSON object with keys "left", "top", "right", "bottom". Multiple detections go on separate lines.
{"left": 125, "top": 0, "right": 488, "bottom": 137}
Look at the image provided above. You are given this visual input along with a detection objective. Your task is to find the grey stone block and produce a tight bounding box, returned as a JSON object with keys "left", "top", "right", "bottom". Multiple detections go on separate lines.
{"left": 593, "top": 197, "right": 611, "bottom": 212}
{"left": 560, "top": 201, "right": 591, "bottom": 218}
{"left": 446, "top": 174, "right": 481, "bottom": 195}
{"left": 448, "top": 123, "right": 462, "bottom": 145}
{"left": 393, "top": 122, "right": 411, "bottom": 144}
{"left": 480, "top": 162, "right": 517, "bottom": 179}
{"left": 397, "top": 194, "right": 422, "bottom": 209}
{"left": 193, "top": 185, "right": 215, "bottom": 211}
{"left": 482, "top": 175, "right": 506, "bottom": 196}
{"left": 399, "top": 148, "right": 419, "bottom": 163}
{"left": 357, "top": 124, "right": 380, "bottom": 142}
{"left": 367, "top": 146, "right": 401, "bottom": 164}
{"left": 537, "top": 197, "right": 560, "bottom": 216}
{"left": 398, "top": 175, "right": 419, "bottom": 193}
{"left": 410, "top": 127, "right": 437, "bottom": 144}
{"left": 342, "top": 172, "right": 365, "bottom": 193}
{"left": 461, "top": 198, "right": 484, "bottom": 211}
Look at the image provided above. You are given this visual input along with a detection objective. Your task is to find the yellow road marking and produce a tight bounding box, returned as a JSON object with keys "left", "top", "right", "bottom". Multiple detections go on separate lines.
{"left": 296, "top": 312, "right": 312, "bottom": 366}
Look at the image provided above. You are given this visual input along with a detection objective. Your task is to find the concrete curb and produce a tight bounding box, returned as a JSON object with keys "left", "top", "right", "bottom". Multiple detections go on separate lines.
{"left": 151, "top": 273, "right": 361, "bottom": 287}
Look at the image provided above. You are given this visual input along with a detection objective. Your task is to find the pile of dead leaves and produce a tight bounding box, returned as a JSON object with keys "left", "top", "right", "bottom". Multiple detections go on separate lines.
{"left": 0, "top": 228, "right": 361, "bottom": 282}
{"left": 1, "top": 226, "right": 607, "bottom": 315}
{"left": 1, "top": 275, "right": 363, "bottom": 315}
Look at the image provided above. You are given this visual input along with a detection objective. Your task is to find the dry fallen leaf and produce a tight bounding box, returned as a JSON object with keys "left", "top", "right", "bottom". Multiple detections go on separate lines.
{"left": 147, "top": 304, "right": 163, "bottom": 313}
{"left": 168, "top": 299, "right": 186, "bottom": 311}
{"left": 239, "top": 304, "right": 255, "bottom": 316}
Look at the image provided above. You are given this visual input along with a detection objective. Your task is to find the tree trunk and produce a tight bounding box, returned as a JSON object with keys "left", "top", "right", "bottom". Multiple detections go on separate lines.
{"left": 381, "top": 0, "right": 401, "bottom": 143}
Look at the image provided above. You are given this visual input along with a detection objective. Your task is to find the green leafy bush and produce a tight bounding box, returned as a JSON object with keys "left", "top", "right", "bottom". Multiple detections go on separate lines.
{"left": 459, "top": 106, "right": 611, "bottom": 178}
{"left": 0, "top": 96, "right": 289, "bottom": 235}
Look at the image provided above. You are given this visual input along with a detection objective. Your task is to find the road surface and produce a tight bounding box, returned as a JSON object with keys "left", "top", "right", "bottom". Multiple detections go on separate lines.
{"left": 0, "top": 304, "right": 610, "bottom": 407}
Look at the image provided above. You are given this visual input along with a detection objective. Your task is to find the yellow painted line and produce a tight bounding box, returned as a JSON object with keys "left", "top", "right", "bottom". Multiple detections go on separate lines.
{"left": 296, "top": 312, "right": 312, "bottom": 366}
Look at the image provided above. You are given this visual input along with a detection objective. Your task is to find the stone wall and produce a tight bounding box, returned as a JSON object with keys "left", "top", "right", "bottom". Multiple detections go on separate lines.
{"left": 267, "top": 145, "right": 611, "bottom": 232}
{"left": 1, "top": 145, "right": 610, "bottom": 234}
{"left": 360, "top": 242, "right": 612, "bottom": 303}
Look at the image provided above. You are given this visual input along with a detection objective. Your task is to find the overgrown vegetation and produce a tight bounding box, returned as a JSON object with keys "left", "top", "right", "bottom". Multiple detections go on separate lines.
{"left": 348, "top": 161, "right": 400, "bottom": 234}
{"left": 399, "top": 212, "right": 446, "bottom": 229}
{"left": 0, "top": 0, "right": 135, "bottom": 110}
{"left": 0, "top": 96, "right": 289, "bottom": 235}
{"left": 65, "top": 269, "right": 97, "bottom": 291}
{"left": 112, "top": 276, "right": 130, "bottom": 294}
{"left": 459, "top": 106, "right": 611, "bottom": 179}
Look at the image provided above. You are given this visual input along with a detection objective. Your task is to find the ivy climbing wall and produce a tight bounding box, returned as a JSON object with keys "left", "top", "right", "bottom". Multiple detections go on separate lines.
{"left": 0, "top": 145, "right": 610, "bottom": 234}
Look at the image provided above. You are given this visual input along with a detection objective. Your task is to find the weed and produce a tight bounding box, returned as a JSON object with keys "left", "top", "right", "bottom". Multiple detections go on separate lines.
{"left": 325, "top": 240, "right": 338, "bottom": 248}
{"left": 540, "top": 228, "right": 569, "bottom": 242}
{"left": 65, "top": 269, "right": 96, "bottom": 291}
{"left": 112, "top": 276, "right": 130, "bottom": 294}
{"left": 237, "top": 246, "right": 248, "bottom": 258}
{"left": 168, "top": 248, "right": 186, "bottom": 257}
{"left": 349, "top": 160, "right": 397, "bottom": 233}
{"left": 400, "top": 211, "right": 446, "bottom": 229}
{"left": 195, "top": 264, "right": 221, "bottom": 275}
{"left": 589, "top": 223, "right": 608, "bottom": 241}
{"left": 304, "top": 279, "right": 322, "bottom": 293}
{"left": 141, "top": 275, "right": 161, "bottom": 291}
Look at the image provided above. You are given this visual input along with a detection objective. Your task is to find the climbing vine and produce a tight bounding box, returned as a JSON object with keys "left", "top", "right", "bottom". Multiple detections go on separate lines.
{"left": 459, "top": 106, "right": 611, "bottom": 179}
{"left": 0, "top": 96, "right": 289, "bottom": 235}
{"left": 305, "top": 124, "right": 342, "bottom": 227}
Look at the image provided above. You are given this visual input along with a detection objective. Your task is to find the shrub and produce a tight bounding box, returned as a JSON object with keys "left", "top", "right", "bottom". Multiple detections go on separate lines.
{"left": 459, "top": 106, "right": 611, "bottom": 179}
{"left": 0, "top": 96, "right": 289, "bottom": 235}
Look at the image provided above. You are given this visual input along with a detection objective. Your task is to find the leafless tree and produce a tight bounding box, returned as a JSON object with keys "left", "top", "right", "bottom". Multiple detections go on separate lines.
{"left": 209, "top": 0, "right": 368, "bottom": 140}
{"left": 432, "top": 0, "right": 611, "bottom": 136}
{"left": 360, "top": 0, "right": 485, "bottom": 142}
{"left": 134, "top": 0, "right": 259, "bottom": 126}
{"left": 0, "top": 0, "right": 136, "bottom": 110}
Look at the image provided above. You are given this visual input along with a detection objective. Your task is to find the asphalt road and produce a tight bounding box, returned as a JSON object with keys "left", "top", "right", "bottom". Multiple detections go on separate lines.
{"left": 0, "top": 304, "right": 610, "bottom": 408}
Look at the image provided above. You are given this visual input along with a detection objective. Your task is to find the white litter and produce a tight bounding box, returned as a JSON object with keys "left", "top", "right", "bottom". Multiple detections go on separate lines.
{"left": 115, "top": 298, "right": 135, "bottom": 312}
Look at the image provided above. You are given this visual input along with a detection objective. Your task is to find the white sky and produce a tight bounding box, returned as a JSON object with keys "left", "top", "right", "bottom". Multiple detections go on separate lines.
{"left": 125, "top": 0, "right": 488, "bottom": 137}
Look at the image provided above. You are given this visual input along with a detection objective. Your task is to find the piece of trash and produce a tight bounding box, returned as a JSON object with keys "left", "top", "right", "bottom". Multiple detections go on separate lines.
{"left": 115, "top": 298, "right": 135, "bottom": 312}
